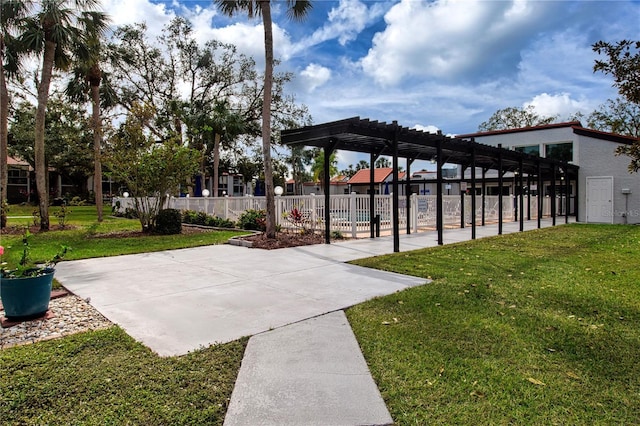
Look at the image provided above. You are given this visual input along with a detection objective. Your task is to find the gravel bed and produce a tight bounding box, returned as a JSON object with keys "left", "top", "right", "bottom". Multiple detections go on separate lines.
{"left": 0, "top": 295, "right": 113, "bottom": 350}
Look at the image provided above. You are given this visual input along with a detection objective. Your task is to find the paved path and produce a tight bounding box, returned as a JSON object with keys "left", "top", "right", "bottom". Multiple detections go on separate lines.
{"left": 55, "top": 243, "right": 425, "bottom": 356}
{"left": 54, "top": 218, "right": 568, "bottom": 425}
{"left": 223, "top": 311, "right": 394, "bottom": 426}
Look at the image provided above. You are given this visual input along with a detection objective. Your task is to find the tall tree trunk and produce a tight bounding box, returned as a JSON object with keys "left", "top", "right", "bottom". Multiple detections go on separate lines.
{"left": 35, "top": 40, "right": 57, "bottom": 231}
{"left": 260, "top": 0, "right": 276, "bottom": 238}
{"left": 90, "top": 77, "right": 103, "bottom": 222}
{"left": 213, "top": 132, "right": 220, "bottom": 197}
{"left": 0, "top": 49, "right": 8, "bottom": 228}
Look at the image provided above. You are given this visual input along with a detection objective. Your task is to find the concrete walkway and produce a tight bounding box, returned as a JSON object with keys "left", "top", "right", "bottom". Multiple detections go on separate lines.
{"left": 224, "top": 311, "right": 394, "bottom": 426}
{"left": 54, "top": 218, "right": 567, "bottom": 425}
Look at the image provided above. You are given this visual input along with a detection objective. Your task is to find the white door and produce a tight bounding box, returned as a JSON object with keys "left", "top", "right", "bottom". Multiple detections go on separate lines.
{"left": 586, "top": 176, "right": 613, "bottom": 223}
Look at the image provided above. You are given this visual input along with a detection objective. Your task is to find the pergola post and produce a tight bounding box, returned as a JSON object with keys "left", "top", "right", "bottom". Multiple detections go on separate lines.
{"left": 482, "top": 168, "right": 487, "bottom": 226}
{"left": 537, "top": 161, "right": 542, "bottom": 229}
{"left": 551, "top": 166, "right": 557, "bottom": 226}
{"left": 406, "top": 158, "right": 414, "bottom": 234}
{"left": 564, "top": 163, "right": 570, "bottom": 224}
{"left": 460, "top": 166, "right": 466, "bottom": 229}
{"left": 324, "top": 139, "right": 338, "bottom": 244}
{"left": 527, "top": 173, "right": 531, "bottom": 221}
{"left": 437, "top": 139, "right": 444, "bottom": 245}
{"left": 574, "top": 170, "right": 579, "bottom": 222}
{"left": 369, "top": 152, "right": 376, "bottom": 238}
{"left": 519, "top": 158, "right": 524, "bottom": 232}
{"left": 392, "top": 122, "right": 400, "bottom": 253}
{"left": 471, "top": 149, "right": 477, "bottom": 240}
{"left": 498, "top": 145, "right": 503, "bottom": 235}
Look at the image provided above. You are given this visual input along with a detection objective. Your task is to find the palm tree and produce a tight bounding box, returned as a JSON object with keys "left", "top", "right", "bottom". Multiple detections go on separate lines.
{"left": 0, "top": 0, "right": 32, "bottom": 228}
{"left": 66, "top": 10, "right": 112, "bottom": 222}
{"left": 20, "top": 0, "right": 108, "bottom": 230}
{"left": 311, "top": 149, "right": 337, "bottom": 194}
{"left": 214, "top": 0, "right": 312, "bottom": 238}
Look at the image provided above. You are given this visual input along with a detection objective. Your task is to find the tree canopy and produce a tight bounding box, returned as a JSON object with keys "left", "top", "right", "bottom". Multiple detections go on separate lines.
{"left": 103, "top": 103, "right": 201, "bottom": 232}
{"left": 593, "top": 40, "right": 640, "bottom": 105}
{"left": 593, "top": 40, "right": 640, "bottom": 172}
{"left": 478, "top": 106, "right": 557, "bottom": 132}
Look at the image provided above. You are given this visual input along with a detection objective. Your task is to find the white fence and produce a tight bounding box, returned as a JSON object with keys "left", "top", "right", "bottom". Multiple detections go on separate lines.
{"left": 113, "top": 193, "right": 569, "bottom": 238}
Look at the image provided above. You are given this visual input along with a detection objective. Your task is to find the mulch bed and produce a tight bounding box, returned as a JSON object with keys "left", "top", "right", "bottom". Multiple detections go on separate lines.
{"left": 239, "top": 231, "right": 326, "bottom": 250}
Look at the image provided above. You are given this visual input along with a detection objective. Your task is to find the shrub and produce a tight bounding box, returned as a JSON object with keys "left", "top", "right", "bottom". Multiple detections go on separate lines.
{"left": 196, "top": 211, "right": 209, "bottom": 226}
{"left": 155, "top": 209, "right": 182, "bottom": 235}
{"left": 181, "top": 210, "right": 235, "bottom": 228}
{"left": 206, "top": 216, "right": 235, "bottom": 228}
{"left": 331, "top": 230, "right": 345, "bottom": 240}
{"left": 238, "top": 209, "right": 266, "bottom": 231}
{"left": 182, "top": 210, "right": 198, "bottom": 224}
{"left": 69, "top": 196, "right": 86, "bottom": 206}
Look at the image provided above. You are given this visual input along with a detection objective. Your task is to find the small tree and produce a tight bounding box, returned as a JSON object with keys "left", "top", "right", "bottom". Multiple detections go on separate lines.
{"left": 104, "top": 103, "right": 201, "bottom": 232}
{"left": 587, "top": 98, "right": 640, "bottom": 138}
{"left": 593, "top": 40, "right": 640, "bottom": 172}
{"left": 478, "top": 106, "right": 557, "bottom": 131}
{"left": 593, "top": 40, "right": 640, "bottom": 105}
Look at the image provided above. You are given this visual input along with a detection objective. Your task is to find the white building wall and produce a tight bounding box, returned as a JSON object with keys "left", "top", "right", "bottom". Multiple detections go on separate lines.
{"left": 576, "top": 135, "right": 640, "bottom": 224}
{"left": 466, "top": 127, "right": 639, "bottom": 224}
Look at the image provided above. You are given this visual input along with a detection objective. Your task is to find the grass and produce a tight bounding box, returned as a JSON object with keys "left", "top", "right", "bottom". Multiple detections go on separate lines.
{"left": 1, "top": 205, "right": 248, "bottom": 266}
{"left": 3, "top": 207, "right": 639, "bottom": 424}
{"left": 1, "top": 204, "right": 250, "bottom": 424}
{"left": 0, "top": 327, "right": 247, "bottom": 425}
{"left": 347, "top": 224, "right": 640, "bottom": 425}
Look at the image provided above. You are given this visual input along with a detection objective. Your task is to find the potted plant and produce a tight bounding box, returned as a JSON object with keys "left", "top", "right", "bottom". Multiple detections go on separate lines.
{"left": 0, "top": 229, "right": 68, "bottom": 321}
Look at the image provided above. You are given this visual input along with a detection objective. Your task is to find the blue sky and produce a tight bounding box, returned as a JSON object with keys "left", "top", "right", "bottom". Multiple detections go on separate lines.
{"left": 103, "top": 0, "right": 640, "bottom": 169}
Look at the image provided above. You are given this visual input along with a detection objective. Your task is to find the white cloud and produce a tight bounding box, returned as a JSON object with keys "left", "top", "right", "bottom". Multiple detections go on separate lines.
{"left": 413, "top": 124, "right": 440, "bottom": 134}
{"left": 300, "top": 64, "right": 332, "bottom": 92}
{"left": 360, "top": 0, "right": 555, "bottom": 86}
{"left": 524, "top": 93, "right": 589, "bottom": 120}
{"left": 103, "top": 0, "right": 174, "bottom": 35}
{"left": 303, "top": 0, "right": 385, "bottom": 48}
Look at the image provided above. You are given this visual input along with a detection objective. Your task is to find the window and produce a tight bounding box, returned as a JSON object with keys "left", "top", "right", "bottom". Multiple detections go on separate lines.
{"left": 545, "top": 142, "right": 573, "bottom": 162}
{"left": 233, "top": 176, "right": 244, "bottom": 196}
{"left": 514, "top": 145, "right": 540, "bottom": 156}
{"left": 8, "top": 168, "right": 27, "bottom": 185}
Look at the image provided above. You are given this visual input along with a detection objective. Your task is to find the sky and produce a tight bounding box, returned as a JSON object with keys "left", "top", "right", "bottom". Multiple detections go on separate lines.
{"left": 101, "top": 0, "right": 640, "bottom": 170}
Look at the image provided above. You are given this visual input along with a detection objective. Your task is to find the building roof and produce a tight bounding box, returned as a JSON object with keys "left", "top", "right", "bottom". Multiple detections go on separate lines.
{"left": 348, "top": 168, "right": 406, "bottom": 185}
{"left": 300, "top": 175, "right": 349, "bottom": 186}
{"left": 458, "top": 121, "right": 638, "bottom": 145}
{"left": 7, "top": 156, "right": 32, "bottom": 169}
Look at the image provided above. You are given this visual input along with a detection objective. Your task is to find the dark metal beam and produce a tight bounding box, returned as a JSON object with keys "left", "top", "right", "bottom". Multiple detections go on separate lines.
{"left": 482, "top": 168, "right": 487, "bottom": 226}
{"left": 369, "top": 152, "right": 376, "bottom": 238}
{"left": 498, "top": 144, "right": 503, "bottom": 235}
{"left": 537, "top": 161, "right": 542, "bottom": 229}
{"left": 471, "top": 149, "right": 477, "bottom": 240}
{"left": 324, "top": 139, "right": 338, "bottom": 244}
{"left": 551, "top": 166, "right": 557, "bottom": 226}
{"left": 437, "top": 139, "right": 444, "bottom": 245}
{"left": 406, "top": 158, "right": 415, "bottom": 234}
{"left": 519, "top": 158, "right": 524, "bottom": 232}
{"left": 460, "top": 166, "right": 466, "bottom": 229}
{"left": 392, "top": 122, "right": 400, "bottom": 253}
{"left": 564, "top": 163, "right": 570, "bottom": 224}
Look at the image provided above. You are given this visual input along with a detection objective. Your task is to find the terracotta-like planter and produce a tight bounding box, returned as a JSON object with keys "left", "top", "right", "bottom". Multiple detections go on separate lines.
{"left": 1, "top": 268, "right": 54, "bottom": 320}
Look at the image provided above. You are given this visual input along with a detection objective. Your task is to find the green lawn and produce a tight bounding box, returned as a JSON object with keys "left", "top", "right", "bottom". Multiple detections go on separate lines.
{"left": 1, "top": 204, "right": 249, "bottom": 424}
{"left": 1, "top": 205, "right": 247, "bottom": 267}
{"left": 348, "top": 224, "right": 640, "bottom": 424}
{"left": 0, "top": 328, "right": 247, "bottom": 425}
{"left": 2, "top": 210, "right": 639, "bottom": 424}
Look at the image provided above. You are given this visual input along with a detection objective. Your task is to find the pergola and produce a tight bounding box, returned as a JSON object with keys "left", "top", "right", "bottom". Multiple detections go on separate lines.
{"left": 281, "top": 117, "right": 579, "bottom": 252}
